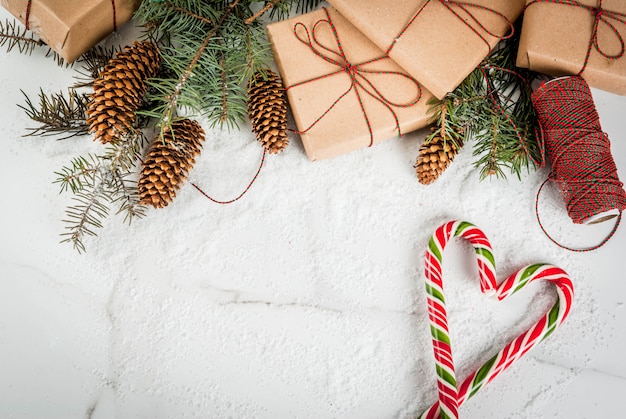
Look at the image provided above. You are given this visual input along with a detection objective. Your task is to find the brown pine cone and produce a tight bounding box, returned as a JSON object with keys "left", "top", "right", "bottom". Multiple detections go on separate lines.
{"left": 247, "top": 69, "right": 289, "bottom": 154}
{"left": 415, "top": 135, "right": 463, "bottom": 185}
{"left": 87, "top": 40, "right": 161, "bottom": 144}
{"left": 138, "top": 119, "right": 205, "bottom": 208}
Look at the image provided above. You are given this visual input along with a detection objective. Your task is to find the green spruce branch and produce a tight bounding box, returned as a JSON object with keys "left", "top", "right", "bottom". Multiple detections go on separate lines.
{"left": 134, "top": 0, "right": 323, "bottom": 133}
{"left": 426, "top": 23, "right": 542, "bottom": 180}
{"left": 54, "top": 130, "right": 147, "bottom": 253}
{"left": 15, "top": 0, "right": 324, "bottom": 252}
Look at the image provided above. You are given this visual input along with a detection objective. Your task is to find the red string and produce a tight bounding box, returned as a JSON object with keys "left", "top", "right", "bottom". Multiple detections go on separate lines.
{"left": 387, "top": 0, "right": 515, "bottom": 56}
{"left": 191, "top": 148, "right": 266, "bottom": 205}
{"left": 532, "top": 76, "right": 626, "bottom": 251}
{"left": 137, "top": 146, "right": 266, "bottom": 207}
{"left": 525, "top": 0, "right": 626, "bottom": 75}
{"left": 24, "top": 0, "right": 118, "bottom": 32}
{"left": 286, "top": 7, "right": 422, "bottom": 147}
{"left": 24, "top": 0, "right": 32, "bottom": 30}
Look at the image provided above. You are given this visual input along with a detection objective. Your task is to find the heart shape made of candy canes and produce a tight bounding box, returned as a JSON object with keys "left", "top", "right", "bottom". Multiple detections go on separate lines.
{"left": 420, "top": 221, "right": 574, "bottom": 419}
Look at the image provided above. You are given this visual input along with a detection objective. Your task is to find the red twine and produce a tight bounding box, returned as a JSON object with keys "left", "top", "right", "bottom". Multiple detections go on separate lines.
{"left": 532, "top": 76, "right": 626, "bottom": 251}
{"left": 286, "top": 7, "right": 422, "bottom": 147}
{"left": 192, "top": 149, "right": 266, "bottom": 205}
{"left": 525, "top": 0, "right": 626, "bottom": 75}
{"left": 387, "top": 0, "right": 515, "bottom": 56}
{"left": 24, "top": 0, "right": 118, "bottom": 32}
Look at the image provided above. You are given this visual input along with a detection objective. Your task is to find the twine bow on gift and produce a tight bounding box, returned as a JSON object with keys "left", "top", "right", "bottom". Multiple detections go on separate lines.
{"left": 525, "top": 0, "right": 626, "bottom": 74}
{"left": 388, "top": 0, "right": 515, "bottom": 56}
{"left": 286, "top": 7, "right": 423, "bottom": 147}
{"left": 24, "top": 0, "right": 119, "bottom": 31}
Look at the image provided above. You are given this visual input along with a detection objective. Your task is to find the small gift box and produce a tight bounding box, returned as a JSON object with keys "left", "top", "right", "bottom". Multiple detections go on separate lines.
{"left": 517, "top": 0, "right": 626, "bottom": 95}
{"left": 1, "top": 0, "right": 140, "bottom": 62}
{"left": 266, "top": 7, "right": 434, "bottom": 161}
{"left": 327, "top": 0, "right": 526, "bottom": 99}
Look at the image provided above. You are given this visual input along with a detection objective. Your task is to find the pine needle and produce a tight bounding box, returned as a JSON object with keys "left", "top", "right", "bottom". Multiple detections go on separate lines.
{"left": 19, "top": 89, "right": 90, "bottom": 139}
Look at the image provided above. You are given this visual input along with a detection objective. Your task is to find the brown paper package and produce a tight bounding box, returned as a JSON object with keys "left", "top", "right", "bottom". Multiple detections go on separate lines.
{"left": 327, "top": 0, "right": 526, "bottom": 99}
{"left": 1, "top": 0, "right": 140, "bottom": 62}
{"left": 267, "top": 7, "right": 434, "bottom": 161}
{"left": 517, "top": 0, "right": 626, "bottom": 96}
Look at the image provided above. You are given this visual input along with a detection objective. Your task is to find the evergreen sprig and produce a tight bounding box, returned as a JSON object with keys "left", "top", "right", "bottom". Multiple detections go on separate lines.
{"left": 54, "top": 130, "right": 147, "bottom": 253}
{"left": 15, "top": 0, "right": 325, "bottom": 252}
{"left": 426, "top": 23, "right": 542, "bottom": 180}
{"left": 73, "top": 45, "right": 123, "bottom": 87}
{"left": 0, "top": 18, "right": 67, "bottom": 65}
{"left": 134, "top": 0, "right": 323, "bottom": 135}
{"left": 18, "top": 89, "right": 91, "bottom": 139}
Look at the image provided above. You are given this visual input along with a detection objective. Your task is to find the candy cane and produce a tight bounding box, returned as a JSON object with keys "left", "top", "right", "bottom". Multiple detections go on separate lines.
{"left": 420, "top": 220, "right": 574, "bottom": 419}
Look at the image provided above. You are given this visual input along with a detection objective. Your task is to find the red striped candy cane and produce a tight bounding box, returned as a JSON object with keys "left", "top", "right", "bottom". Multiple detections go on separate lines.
{"left": 421, "top": 220, "right": 574, "bottom": 419}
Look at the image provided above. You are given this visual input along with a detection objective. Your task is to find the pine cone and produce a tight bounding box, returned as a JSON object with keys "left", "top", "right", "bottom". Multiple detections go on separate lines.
{"left": 415, "top": 135, "right": 462, "bottom": 185}
{"left": 247, "top": 69, "right": 288, "bottom": 154}
{"left": 87, "top": 40, "right": 161, "bottom": 144}
{"left": 138, "top": 119, "right": 205, "bottom": 208}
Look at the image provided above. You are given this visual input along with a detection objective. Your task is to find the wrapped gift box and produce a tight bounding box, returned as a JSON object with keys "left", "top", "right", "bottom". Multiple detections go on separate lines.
{"left": 517, "top": 0, "right": 626, "bottom": 95}
{"left": 1, "top": 0, "right": 140, "bottom": 62}
{"left": 327, "top": 0, "right": 526, "bottom": 99}
{"left": 266, "top": 7, "right": 434, "bottom": 161}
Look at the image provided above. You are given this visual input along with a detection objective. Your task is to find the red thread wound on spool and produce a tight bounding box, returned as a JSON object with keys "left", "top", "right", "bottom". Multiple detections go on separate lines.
{"left": 531, "top": 76, "right": 626, "bottom": 250}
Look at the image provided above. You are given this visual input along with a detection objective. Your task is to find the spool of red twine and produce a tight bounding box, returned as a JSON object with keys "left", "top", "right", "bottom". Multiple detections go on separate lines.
{"left": 531, "top": 76, "right": 626, "bottom": 251}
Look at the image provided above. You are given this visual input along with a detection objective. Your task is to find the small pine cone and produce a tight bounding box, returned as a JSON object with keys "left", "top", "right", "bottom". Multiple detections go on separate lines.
{"left": 87, "top": 40, "right": 161, "bottom": 144}
{"left": 138, "top": 119, "right": 205, "bottom": 208}
{"left": 415, "top": 135, "right": 462, "bottom": 185}
{"left": 247, "top": 69, "right": 289, "bottom": 154}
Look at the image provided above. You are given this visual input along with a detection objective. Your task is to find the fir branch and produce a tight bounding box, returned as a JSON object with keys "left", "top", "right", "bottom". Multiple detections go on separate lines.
{"left": 61, "top": 185, "right": 111, "bottom": 254}
{"left": 55, "top": 131, "right": 147, "bottom": 253}
{"left": 111, "top": 170, "right": 146, "bottom": 224}
{"left": 73, "top": 45, "right": 122, "bottom": 87}
{"left": 19, "top": 89, "right": 90, "bottom": 139}
{"left": 54, "top": 155, "right": 98, "bottom": 194}
{"left": 246, "top": 0, "right": 281, "bottom": 24}
{"left": 0, "top": 18, "right": 66, "bottom": 65}
{"left": 136, "top": 0, "right": 272, "bottom": 131}
{"left": 425, "top": 20, "right": 541, "bottom": 180}
{"left": 163, "top": 0, "right": 241, "bottom": 127}
{"left": 269, "top": 0, "right": 324, "bottom": 20}
{"left": 218, "top": 39, "right": 230, "bottom": 124}
{"left": 164, "top": 2, "right": 214, "bottom": 25}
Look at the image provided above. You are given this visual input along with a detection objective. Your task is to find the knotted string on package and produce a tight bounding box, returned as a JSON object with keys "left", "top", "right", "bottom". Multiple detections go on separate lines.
{"left": 24, "top": 0, "right": 119, "bottom": 31}
{"left": 525, "top": 0, "right": 626, "bottom": 75}
{"left": 286, "top": 7, "right": 423, "bottom": 147}
{"left": 532, "top": 76, "right": 626, "bottom": 251}
{"left": 387, "top": 0, "right": 516, "bottom": 57}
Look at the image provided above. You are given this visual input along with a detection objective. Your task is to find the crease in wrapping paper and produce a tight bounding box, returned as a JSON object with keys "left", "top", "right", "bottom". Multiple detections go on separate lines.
{"left": 1, "top": 0, "right": 139, "bottom": 62}
{"left": 267, "top": 7, "right": 435, "bottom": 161}
{"left": 327, "top": 0, "right": 526, "bottom": 99}
{"left": 517, "top": 0, "right": 626, "bottom": 95}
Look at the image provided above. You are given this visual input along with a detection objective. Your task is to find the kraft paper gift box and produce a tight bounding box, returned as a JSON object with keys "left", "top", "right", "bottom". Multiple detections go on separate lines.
{"left": 266, "top": 7, "right": 434, "bottom": 161}
{"left": 517, "top": 0, "right": 626, "bottom": 95}
{"left": 1, "top": 0, "right": 140, "bottom": 62}
{"left": 327, "top": 0, "right": 526, "bottom": 99}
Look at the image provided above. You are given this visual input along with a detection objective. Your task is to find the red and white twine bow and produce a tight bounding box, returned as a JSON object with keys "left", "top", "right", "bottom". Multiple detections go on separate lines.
{"left": 286, "top": 7, "right": 423, "bottom": 147}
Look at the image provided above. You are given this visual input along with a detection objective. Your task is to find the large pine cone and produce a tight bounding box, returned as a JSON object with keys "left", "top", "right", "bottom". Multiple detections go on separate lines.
{"left": 415, "top": 135, "right": 462, "bottom": 185}
{"left": 247, "top": 69, "right": 289, "bottom": 154}
{"left": 87, "top": 40, "right": 160, "bottom": 144}
{"left": 138, "top": 119, "right": 205, "bottom": 208}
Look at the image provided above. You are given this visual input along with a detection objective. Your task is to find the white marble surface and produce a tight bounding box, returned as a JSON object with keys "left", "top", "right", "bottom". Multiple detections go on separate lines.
{"left": 1, "top": 9, "right": 625, "bottom": 419}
